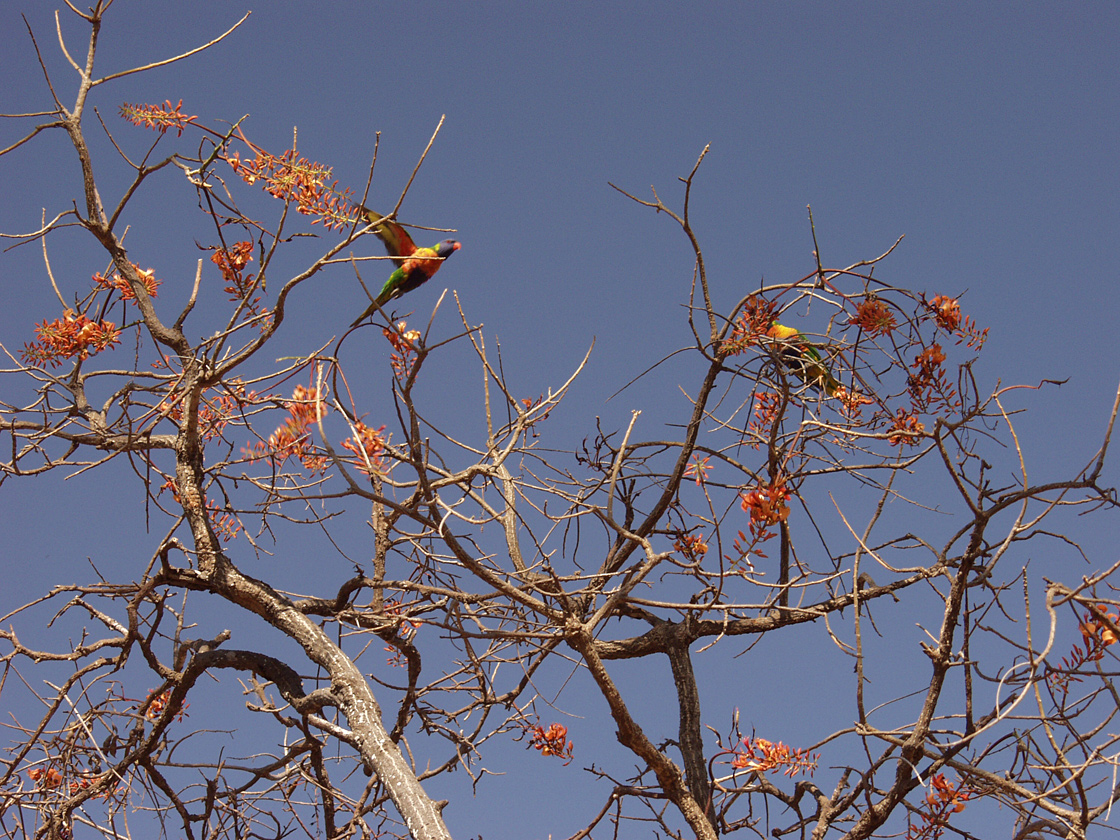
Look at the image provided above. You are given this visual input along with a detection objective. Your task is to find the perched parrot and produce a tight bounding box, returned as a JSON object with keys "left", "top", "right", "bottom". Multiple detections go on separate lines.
{"left": 350, "top": 206, "right": 461, "bottom": 326}
{"left": 766, "top": 323, "right": 843, "bottom": 397}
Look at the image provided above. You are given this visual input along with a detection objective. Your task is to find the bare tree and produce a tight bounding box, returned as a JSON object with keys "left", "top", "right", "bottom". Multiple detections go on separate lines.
{"left": 2, "top": 5, "right": 1118, "bottom": 840}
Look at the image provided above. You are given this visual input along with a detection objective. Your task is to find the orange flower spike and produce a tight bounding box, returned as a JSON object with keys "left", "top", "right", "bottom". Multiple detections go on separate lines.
{"left": 731, "top": 736, "right": 818, "bottom": 777}
{"left": 119, "top": 99, "right": 197, "bottom": 136}
{"left": 144, "top": 688, "right": 190, "bottom": 722}
{"left": 244, "top": 384, "right": 329, "bottom": 472}
{"left": 834, "top": 385, "right": 874, "bottom": 414}
{"left": 723, "top": 295, "right": 777, "bottom": 356}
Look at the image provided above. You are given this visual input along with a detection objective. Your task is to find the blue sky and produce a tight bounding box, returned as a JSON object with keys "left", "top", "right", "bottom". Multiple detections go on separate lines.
{"left": 2, "top": 3, "right": 1118, "bottom": 837}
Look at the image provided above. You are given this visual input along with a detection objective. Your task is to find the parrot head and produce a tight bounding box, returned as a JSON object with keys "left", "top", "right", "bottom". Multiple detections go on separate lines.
{"left": 435, "top": 240, "right": 461, "bottom": 258}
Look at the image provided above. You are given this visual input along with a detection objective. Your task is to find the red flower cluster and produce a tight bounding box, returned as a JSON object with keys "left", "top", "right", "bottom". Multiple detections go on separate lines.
{"left": 383, "top": 321, "right": 422, "bottom": 380}
{"left": 912, "top": 343, "right": 947, "bottom": 379}
{"left": 93, "top": 263, "right": 161, "bottom": 301}
{"left": 907, "top": 342, "right": 959, "bottom": 413}
{"left": 928, "top": 295, "right": 988, "bottom": 349}
{"left": 341, "top": 421, "right": 388, "bottom": 475}
{"left": 726, "top": 479, "right": 792, "bottom": 566}
{"left": 849, "top": 297, "right": 897, "bottom": 337}
{"left": 119, "top": 99, "right": 197, "bottom": 136}
{"left": 908, "top": 773, "right": 970, "bottom": 840}
{"left": 684, "top": 454, "right": 712, "bottom": 486}
{"left": 145, "top": 688, "right": 189, "bottom": 722}
{"left": 674, "top": 532, "right": 709, "bottom": 560}
{"left": 210, "top": 241, "right": 267, "bottom": 324}
{"left": 27, "top": 767, "right": 63, "bottom": 789}
{"left": 730, "top": 736, "right": 817, "bottom": 777}
{"left": 746, "top": 391, "right": 783, "bottom": 448}
{"left": 228, "top": 148, "right": 357, "bottom": 231}
{"left": 244, "top": 384, "right": 329, "bottom": 473}
{"left": 22, "top": 311, "right": 121, "bottom": 368}
{"left": 212, "top": 241, "right": 254, "bottom": 277}
{"left": 527, "top": 723, "right": 574, "bottom": 764}
{"left": 928, "top": 296, "right": 961, "bottom": 332}
{"left": 740, "top": 480, "right": 791, "bottom": 529}
{"left": 27, "top": 766, "right": 117, "bottom": 800}
{"left": 1051, "top": 605, "right": 1120, "bottom": 695}
{"left": 888, "top": 409, "right": 926, "bottom": 447}
{"left": 722, "top": 295, "right": 777, "bottom": 356}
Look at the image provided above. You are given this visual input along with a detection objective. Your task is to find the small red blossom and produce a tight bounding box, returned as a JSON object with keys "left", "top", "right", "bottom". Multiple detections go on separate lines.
{"left": 674, "top": 532, "right": 709, "bottom": 560}
{"left": 28, "top": 767, "right": 63, "bottom": 789}
{"left": 521, "top": 394, "right": 552, "bottom": 423}
{"left": 1050, "top": 605, "right": 1120, "bottom": 695}
{"left": 685, "top": 455, "right": 712, "bottom": 486}
{"left": 382, "top": 599, "right": 422, "bottom": 667}
{"left": 1081, "top": 606, "right": 1120, "bottom": 648}
{"left": 211, "top": 241, "right": 254, "bottom": 276}
{"left": 728, "top": 528, "right": 768, "bottom": 567}
{"left": 68, "top": 777, "right": 91, "bottom": 795}
{"left": 834, "top": 385, "right": 874, "bottom": 415}
{"left": 519, "top": 395, "right": 552, "bottom": 439}
{"left": 727, "top": 479, "right": 792, "bottom": 566}
{"left": 210, "top": 241, "right": 267, "bottom": 325}
{"left": 927, "top": 295, "right": 989, "bottom": 350}
{"left": 907, "top": 340, "right": 961, "bottom": 415}
{"left": 745, "top": 391, "right": 783, "bottom": 448}
{"left": 341, "top": 421, "right": 388, "bottom": 475}
{"left": 144, "top": 688, "right": 189, "bottom": 722}
{"left": 157, "top": 473, "right": 242, "bottom": 543}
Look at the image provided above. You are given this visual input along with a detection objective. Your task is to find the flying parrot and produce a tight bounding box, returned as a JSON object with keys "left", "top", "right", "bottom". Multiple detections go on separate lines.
{"left": 766, "top": 323, "right": 843, "bottom": 397}
{"left": 350, "top": 206, "right": 461, "bottom": 326}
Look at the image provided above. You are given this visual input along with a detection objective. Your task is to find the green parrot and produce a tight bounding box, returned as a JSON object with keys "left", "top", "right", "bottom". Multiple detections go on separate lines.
{"left": 350, "top": 207, "right": 461, "bottom": 326}
{"left": 766, "top": 323, "right": 843, "bottom": 397}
